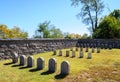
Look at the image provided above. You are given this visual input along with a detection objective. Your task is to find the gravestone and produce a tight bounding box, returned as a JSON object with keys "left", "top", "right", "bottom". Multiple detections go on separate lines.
{"left": 86, "top": 47, "right": 89, "bottom": 52}
{"left": 59, "top": 50, "right": 63, "bottom": 56}
{"left": 76, "top": 47, "right": 79, "bottom": 51}
{"left": 72, "top": 51, "right": 76, "bottom": 57}
{"left": 12, "top": 52, "right": 18, "bottom": 63}
{"left": 105, "top": 44, "right": 108, "bottom": 49}
{"left": 92, "top": 47, "right": 95, "bottom": 53}
{"left": 66, "top": 51, "right": 69, "bottom": 57}
{"left": 27, "top": 56, "right": 34, "bottom": 67}
{"left": 80, "top": 47, "right": 83, "bottom": 51}
{"left": 53, "top": 50, "right": 57, "bottom": 55}
{"left": 20, "top": 55, "right": 26, "bottom": 66}
{"left": 61, "top": 61, "right": 70, "bottom": 75}
{"left": 70, "top": 48, "right": 73, "bottom": 51}
{"left": 79, "top": 51, "right": 84, "bottom": 58}
{"left": 37, "top": 57, "right": 45, "bottom": 70}
{"left": 87, "top": 53, "right": 92, "bottom": 59}
{"left": 97, "top": 47, "right": 100, "bottom": 53}
{"left": 109, "top": 45, "right": 112, "bottom": 50}
{"left": 48, "top": 58, "right": 57, "bottom": 73}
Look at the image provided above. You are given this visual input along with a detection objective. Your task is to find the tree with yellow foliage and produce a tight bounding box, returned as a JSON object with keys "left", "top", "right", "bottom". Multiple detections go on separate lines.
{"left": 0, "top": 24, "right": 28, "bottom": 39}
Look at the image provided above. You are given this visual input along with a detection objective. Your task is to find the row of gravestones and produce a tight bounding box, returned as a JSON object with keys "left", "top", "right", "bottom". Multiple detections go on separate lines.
{"left": 53, "top": 49, "right": 92, "bottom": 59}
{"left": 71, "top": 47, "right": 101, "bottom": 53}
{"left": 79, "top": 44, "right": 113, "bottom": 49}
{"left": 12, "top": 52, "right": 70, "bottom": 75}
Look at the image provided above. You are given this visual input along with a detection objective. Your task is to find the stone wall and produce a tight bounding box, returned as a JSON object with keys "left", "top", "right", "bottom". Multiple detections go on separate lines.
{"left": 0, "top": 39, "right": 78, "bottom": 60}
{"left": 77, "top": 39, "right": 120, "bottom": 48}
{"left": 1, "top": 39, "right": 120, "bottom": 60}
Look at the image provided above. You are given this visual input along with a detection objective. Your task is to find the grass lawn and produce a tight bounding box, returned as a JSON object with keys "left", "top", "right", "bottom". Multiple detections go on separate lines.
{"left": 0, "top": 48, "right": 120, "bottom": 82}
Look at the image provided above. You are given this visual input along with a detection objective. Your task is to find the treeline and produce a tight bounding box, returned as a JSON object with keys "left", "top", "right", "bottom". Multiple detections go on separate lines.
{"left": 33, "top": 21, "right": 89, "bottom": 39}
{"left": 0, "top": 25, "right": 28, "bottom": 39}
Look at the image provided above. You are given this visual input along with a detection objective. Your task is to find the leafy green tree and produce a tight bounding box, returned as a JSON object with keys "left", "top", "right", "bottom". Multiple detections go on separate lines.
{"left": 37, "top": 21, "right": 51, "bottom": 38}
{"left": 34, "top": 21, "right": 64, "bottom": 38}
{"left": 50, "top": 27, "right": 64, "bottom": 38}
{"left": 81, "top": 33, "right": 89, "bottom": 39}
{"left": 93, "top": 9, "right": 120, "bottom": 39}
{"left": 71, "top": 0, "right": 104, "bottom": 33}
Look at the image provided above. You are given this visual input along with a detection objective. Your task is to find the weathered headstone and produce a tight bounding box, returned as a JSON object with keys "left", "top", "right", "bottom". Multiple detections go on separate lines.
{"left": 101, "top": 44, "right": 104, "bottom": 49}
{"left": 76, "top": 47, "right": 79, "bottom": 51}
{"left": 59, "top": 50, "right": 63, "bottom": 56}
{"left": 66, "top": 51, "right": 69, "bottom": 57}
{"left": 37, "top": 57, "right": 45, "bottom": 70}
{"left": 80, "top": 47, "right": 83, "bottom": 51}
{"left": 87, "top": 53, "right": 92, "bottom": 59}
{"left": 105, "top": 44, "right": 108, "bottom": 49}
{"left": 109, "top": 45, "right": 112, "bottom": 50}
{"left": 72, "top": 51, "right": 76, "bottom": 57}
{"left": 79, "top": 51, "right": 84, "bottom": 58}
{"left": 86, "top": 47, "right": 89, "bottom": 52}
{"left": 20, "top": 55, "right": 26, "bottom": 66}
{"left": 27, "top": 56, "right": 34, "bottom": 67}
{"left": 70, "top": 48, "right": 73, "bottom": 51}
{"left": 48, "top": 58, "right": 57, "bottom": 73}
{"left": 12, "top": 52, "right": 18, "bottom": 63}
{"left": 53, "top": 50, "right": 57, "bottom": 55}
{"left": 61, "top": 61, "right": 70, "bottom": 75}
{"left": 91, "top": 47, "right": 95, "bottom": 53}
{"left": 97, "top": 47, "right": 100, "bottom": 53}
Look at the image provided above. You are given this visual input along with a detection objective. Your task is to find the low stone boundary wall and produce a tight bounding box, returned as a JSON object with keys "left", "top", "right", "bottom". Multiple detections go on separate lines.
{"left": 0, "top": 39, "right": 78, "bottom": 60}
{"left": 1, "top": 39, "right": 120, "bottom": 60}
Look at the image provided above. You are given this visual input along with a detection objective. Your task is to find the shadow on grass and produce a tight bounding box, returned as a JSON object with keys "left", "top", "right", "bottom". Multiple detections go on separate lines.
{"left": 29, "top": 68, "right": 41, "bottom": 72}
{"left": 4, "top": 62, "right": 14, "bottom": 65}
{"left": 11, "top": 64, "right": 21, "bottom": 67}
{"left": 19, "top": 66, "right": 30, "bottom": 69}
{"left": 54, "top": 74, "right": 67, "bottom": 79}
{"left": 41, "top": 70, "right": 54, "bottom": 75}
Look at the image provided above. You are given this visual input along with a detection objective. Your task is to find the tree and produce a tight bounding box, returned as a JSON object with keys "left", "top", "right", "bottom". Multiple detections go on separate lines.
{"left": 109, "top": 9, "right": 120, "bottom": 21}
{"left": 0, "top": 25, "right": 28, "bottom": 39}
{"left": 81, "top": 33, "right": 89, "bottom": 39}
{"left": 64, "top": 32, "right": 81, "bottom": 39}
{"left": 71, "top": 0, "right": 104, "bottom": 33}
{"left": 34, "top": 21, "right": 64, "bottom": 38}
{"left": 93, "top": 9, "right": 120, "bottom": 39}
{"left": 0, "top": 24, "right": 10, "bottom": 38}
{"left": 50, "top": 27, "right": 64, "bottom": 38}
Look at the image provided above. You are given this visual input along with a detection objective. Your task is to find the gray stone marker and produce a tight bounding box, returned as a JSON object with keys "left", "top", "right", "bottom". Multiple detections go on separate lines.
{"left": 92, "top": 47, "right": 95, "bottom": 53}
{"left": 37, "top": 57, "right": 45, "bottom": 70}
{"left": 87, "top": 53, "right": 92, "bottom": 59}
{"left": 70, "top": 48, "right": 73, "bottom": 51}
{"left": 97, "top": 47, "right": 100, "bottom": 53}
{"left": 48, "top": 58, "right": 57, "bottom": 73}
{"left": 66, "top": 51, "right": 69, "bottom": 57}
{"left": 109, "top": 45, "right": 112, "bottom": 50}
{"left": 80, "top": 47, "right": 83, "bottom": 51}
{"left": 76, "top": 47, "right": 79, "bottom": 51}
{"left": 86, "top": 47, "right": 89, "bottom": 52}
{"left": 72, "top": 51, "right": 76, "bottom": 57}
{"left": 59, "top": 50, "right": 63, "bottom": 56}
{"left": 105, "top": 44, "right": 108, "bottom": 49}
{"left": 20, "top": 55, "right": 26, "bottom": 66}
{"left": 53, "top": 50, "right": 57, "bottom": 55}
{"left": 12, "top": 52, "right": 18, "bottom": 63}
{"left": 79, "top": 51, "right": 84, "bottom": 58}
{"left": 61, "top": 61, "right": 70, "bottom": 75}
{"left": 27, "top": 56, "right": 34, "bottom": 67}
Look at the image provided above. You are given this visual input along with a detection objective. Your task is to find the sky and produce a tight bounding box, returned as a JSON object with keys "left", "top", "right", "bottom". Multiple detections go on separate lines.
{"left": 0, "top": 0, "right": 120, "bottom": 38}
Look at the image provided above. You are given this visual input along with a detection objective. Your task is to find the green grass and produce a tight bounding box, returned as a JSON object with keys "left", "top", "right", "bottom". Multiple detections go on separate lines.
{"left": 0, "top": 48, "right": 120, "bottom": 82}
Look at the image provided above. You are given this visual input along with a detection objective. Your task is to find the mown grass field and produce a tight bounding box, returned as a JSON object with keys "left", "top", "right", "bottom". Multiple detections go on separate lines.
{"left": 0, "top": 48, "right": 120, "bottom": 82}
